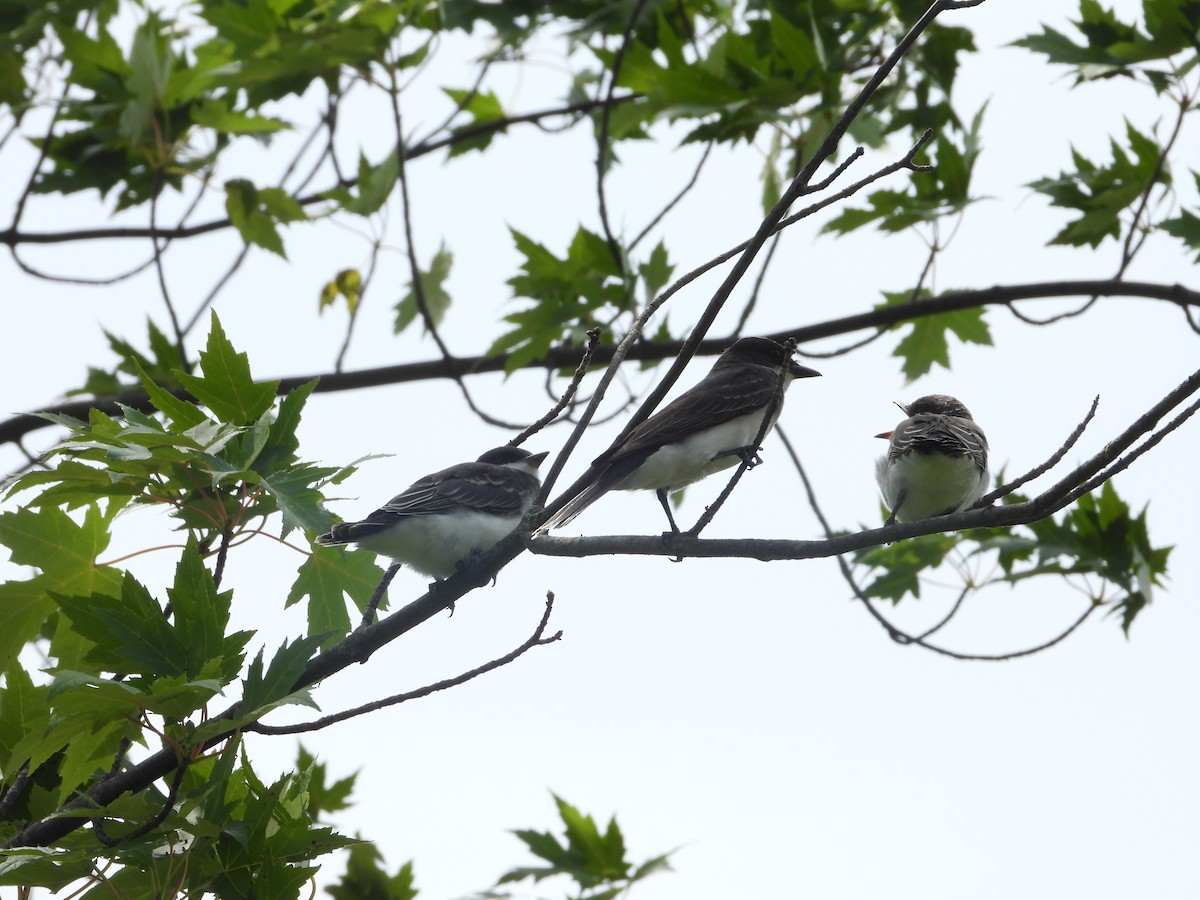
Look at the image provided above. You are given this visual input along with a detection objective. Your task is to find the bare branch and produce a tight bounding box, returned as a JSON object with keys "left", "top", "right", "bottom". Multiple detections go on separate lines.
{"left": 386, "top": 64, "right": 526, "bottom": 430}
{"left": 518, "top": 327, "right": 601, "bottom": 492}
{"left": 90, "top": 759, "right": 188, "bottom": 848}
{"left": 248, "top": 592, "right": 561, "bottom": 736}
{"left": 594, "top": 0, "right": 649, "bottom": 274}
{"left": 779, "top": 424, "right": 1101, "bottom": 662}
{"left": 976, "top": 395, "right": 1099, "bottom": 506}
{"left": 0, "top": 764, "right": 30, "bottom": 821}
{"left": 148, "top": 175, "right": 188, "bottom": 367}
{"left": 5, "top": 279, "right": 1197, "bottom": 450}
{"left": 531, "top": 362, "right": 1200, "bottom": 560}
{"left": 0, "top": 97, "right": 639, "bottom": 249}
{"left": 629, "top": 142, "right": 714, "bottom": 253}
{"left": 358, "top": 561, "right": 402, "bottom": 632}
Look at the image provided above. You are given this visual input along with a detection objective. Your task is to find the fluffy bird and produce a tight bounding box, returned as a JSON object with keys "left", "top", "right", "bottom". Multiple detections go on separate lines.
{"left": 875, "top": 394, "right": 989, "bottom": 525}
{"left": 545, "top": 337, "right": 820, "bottom": 532}
{"left": 316, "top": 446, "right": 547, "bottom": 578}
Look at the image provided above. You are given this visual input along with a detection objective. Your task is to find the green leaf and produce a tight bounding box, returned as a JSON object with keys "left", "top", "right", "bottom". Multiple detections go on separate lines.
{"left": 0, "top": 663, "right": 46, "bottom": 772}
{"left": 226, "top": 634, "right": 325, "bottom": 728}
{"left": 0, "top": 579, "right": 57, "bottom": 673}
{"left": 133, "top": 359, "right": 207, "bottom": 428}
{"left": 224, "top": 178, "right": 307, "bottom": 257}
{"left": 296, "top": 744, "right": 357, "bottom": 818}
{"left": 177, "top": 312, "right": 279, "bottom": 426}
{"left": 0, "top": 503, "right": 114, "bottom": 588}
{"left": 1028, "top": 121, "right": 1164, "bottom": 248}
{"left": 260, "top": 463, "right": 336, "bottom": 538}
{"left": 879, "top": 294, "right": 992, "bottom": 381}
{"left": 395, "top": 243, "right": 454, "bottom": 334}
{"left": 0, "top": 849, "right": 94, "bottom": 889}
{"left": 968, "top": 482, "right": 1171, "bottom": 633}
{"left": 287, "top": 549, "right": 384, "bottom": 647}
{"left": 444, "top": 86, "right": 507, "bottom": 157}
{"left": 1014, "top": 0, "right": 1199, "bottom": 81}
{"left": 499, "top": 795, "right": 672, "bottom": 894}
{"left": 54, "top": 571, "right": 186, "bottom": 677}
{"left": 190, "top": 99, "right": 289, "bottom": 134}
{"left": 490, "top": 226, "right": 630, "bottom": 371}
{"left": 167, "top": 539, "right": 247, "bottom": 681}
{"left": 328, "top": 152, "right": 397, "bottom": 216}
{"left": 1160, "top": 206, "right": 1200, "bottom": 261}
{"left": 325, "top": 844, "right": 416, "bottom": 900}
{"left": 854, "top": 533, "right": 960, "bottom": 602}
{"left": 637, "top": 241, "right": 674, "bottom": 300}
{"left": 255, "top": 378, "right": 319, "bottom": 474}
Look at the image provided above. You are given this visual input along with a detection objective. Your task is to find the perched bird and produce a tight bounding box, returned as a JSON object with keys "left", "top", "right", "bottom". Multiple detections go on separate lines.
{"left": 316, "top": 446, "right": 548, "bottom": 578}
{"left": 544, "top": 337, "right": 820, "bottom": 533}
{"left": 875, "top": 394, "right": 989, "bottom": 526}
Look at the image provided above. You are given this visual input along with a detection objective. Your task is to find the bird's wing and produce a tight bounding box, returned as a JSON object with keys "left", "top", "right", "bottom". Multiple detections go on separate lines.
{"left": 605, "top": 365, "right": 778, "bottom": 463}
{"left": 889, "top": 414, "right": 989, "bottom": 471}
{"left": 364, "top": 462, "right": 530, "bottom": 521}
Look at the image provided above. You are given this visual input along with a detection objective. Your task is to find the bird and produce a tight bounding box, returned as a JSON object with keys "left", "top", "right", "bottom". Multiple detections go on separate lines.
{"left": 316, "top": 446, "right": 548, "bottom": 578}
{"left": 875, "top": 394, "right": 989, "bottom": 526}
{"left": 543, "top": 336, "right": 820, "bottom": 533}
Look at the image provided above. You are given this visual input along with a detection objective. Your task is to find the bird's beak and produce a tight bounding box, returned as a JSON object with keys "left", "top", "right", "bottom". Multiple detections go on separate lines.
{"left": 874, "top": 431, "right": 894, "bottom": 440}
{"left": 788, "top": 361, "right": 821, "bottom": 379}
{"left": 527, "top": 451, "right": 550, "bottom": 468}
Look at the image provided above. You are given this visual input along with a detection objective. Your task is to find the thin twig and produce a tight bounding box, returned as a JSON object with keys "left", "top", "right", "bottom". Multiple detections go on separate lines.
{"left": 358, "top": 562, "right": 401, "bottom": 631}
{"left": 148, "top": 175, "right": 188, "bottom": 368}
{"left": 250, "top": 592, "right": 562, "bottom": 735}
{"left": 0, "top": 764, "right": 30, "bottom": 820}
{"left": 91, "top": 760, "right": 188, "bottom": 848}
{"left": 732, "top": 230, "right": 783, "bottom": 335}
{"left": 386, "top": 60, "right": 527, "bottom": 430}
{"left": 1064, "top": 393, "right": 1200, "bottom": 504}
{"left": 975, "top": 395, "right": 1099, "bottom": 506}
{"left": 778, "top": 425, "right": 1100, "bottom": 661}
{"left": 516, "top": 328, "right": 601, "bottom": 473}
{"left": 629, "top": 142, "right": 714, "bottom": 252}
{"left": 334, "top": 239, "right": 383, "bottom": 372}
{"left": 0, "top": 97, "right": 640, "bottom": 249}
{"left": 532, "top": 362, "right": 1200, "bottom": 562}
{"left": 595, "top": 0, "right": 649, "bottom": 274}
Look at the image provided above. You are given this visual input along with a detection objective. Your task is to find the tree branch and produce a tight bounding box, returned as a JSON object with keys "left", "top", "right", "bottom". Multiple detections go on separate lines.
{"left": 249, "top": 592, "right": 561, "bottom": 735}
{"left": 4, "top": 279, "right": 1195, "bottom": 449}
{"left": 0, "top": 96, "right": 639, "bottom": 248}
{"left": 530, "top": 362, "right": 1200, "bottom": 560}
{"left": 10, "top": 360, "right": 1195, "bottom": 851}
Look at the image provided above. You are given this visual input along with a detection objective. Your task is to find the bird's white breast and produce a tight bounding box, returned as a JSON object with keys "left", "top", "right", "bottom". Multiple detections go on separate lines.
{"left": 615, "top": 410, "right": 771, "bottom": 492}
{"left": 877, "top": 451, "right": 988, "bottom": 522}
{"left": 355, "top": 511, "right": 523, "bottom": 578}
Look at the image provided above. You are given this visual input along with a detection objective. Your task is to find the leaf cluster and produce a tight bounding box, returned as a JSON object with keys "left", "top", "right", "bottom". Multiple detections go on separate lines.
{"left": 0, "top": 314, "right": 388, "bottom": 892}
{"left": 854, "top": 482, "right": 1172, "bottom": 635}
{"left": 494, "top": 795, "right": 672, "bottom": 900}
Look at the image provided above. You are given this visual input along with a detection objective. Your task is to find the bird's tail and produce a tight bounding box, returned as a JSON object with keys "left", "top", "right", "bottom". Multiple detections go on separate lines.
{"left": 314, "top": 523, "right": 356, "bottom": 546}
{"left": 539, "top": 481, "right": 608, "bottom": 531}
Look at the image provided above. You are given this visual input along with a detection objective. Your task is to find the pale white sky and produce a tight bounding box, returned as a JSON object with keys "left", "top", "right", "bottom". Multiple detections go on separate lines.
{"left": 3, "top": 1, "right": 1198, "bottom": 898}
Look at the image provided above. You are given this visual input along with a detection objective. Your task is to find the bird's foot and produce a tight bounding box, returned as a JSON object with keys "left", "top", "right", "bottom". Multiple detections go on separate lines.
{"left": 715, "top": 445, "right": 763, "bottom": 468}
{"left": 659, "top": 528, "right": 684, "bottom": 563}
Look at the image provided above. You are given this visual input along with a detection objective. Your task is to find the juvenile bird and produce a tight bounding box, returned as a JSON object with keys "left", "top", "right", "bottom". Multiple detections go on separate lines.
{"left": 545, "top": 337, "right": 820, "bottom": 532}
{"left": 875, "top": 394, "right": 989, "bottom": 525}
{"left": 316, "top": 446, "right": 547, "bottom": 578}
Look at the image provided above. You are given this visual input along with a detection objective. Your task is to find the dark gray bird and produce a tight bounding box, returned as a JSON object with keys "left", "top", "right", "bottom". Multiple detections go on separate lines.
{"left": 545, "top": 337, "right": 820, "bottom": 532}
{"left": 875, "top": 394, "right": 989, "bottom": 525}
{"left": 316, "top": 446, "right": 547, "bottom": 578}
